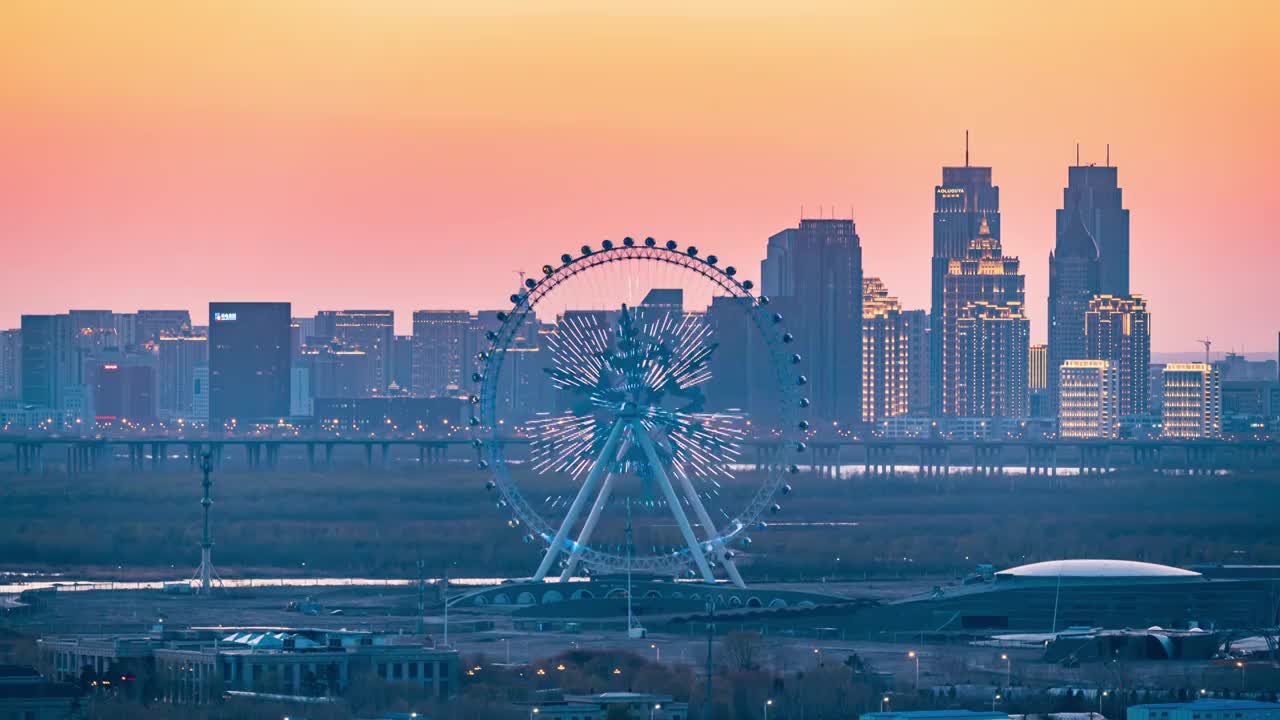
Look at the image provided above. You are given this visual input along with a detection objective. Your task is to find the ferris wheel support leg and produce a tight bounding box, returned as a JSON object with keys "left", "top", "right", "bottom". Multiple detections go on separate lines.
{"left": 558, "top": 472, "right": 615, "bottom": 582}
{"left": 673, "top": 468, "right": 747, "bottom": 589}
{"left": 633, "top": 422, "right": 716, "bottom": 584}
{"left": 559, "top": 438, "right": 633, "bottom": 582}
{"left": 533, "top": 420, "right": 626, "bottom": 582}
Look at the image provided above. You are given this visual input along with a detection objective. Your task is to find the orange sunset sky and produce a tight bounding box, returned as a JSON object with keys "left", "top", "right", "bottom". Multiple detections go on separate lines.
{"left": 2, "top": 0, "right": 1277, "bottom": 351}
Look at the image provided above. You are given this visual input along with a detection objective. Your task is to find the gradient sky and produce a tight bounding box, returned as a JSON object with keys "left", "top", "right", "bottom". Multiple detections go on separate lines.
{"left": 2, "top": 0, "right": 1277, "bottom": 351}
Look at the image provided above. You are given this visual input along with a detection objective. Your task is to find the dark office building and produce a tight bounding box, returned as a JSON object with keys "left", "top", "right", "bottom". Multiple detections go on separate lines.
{"left": 208, "top": 302, "right": 291, "bottom": 425}
{"left": 92, "top": 360, "right": 157, "bottom": 424}
{"left": 1048, "top": 162, "right": 1130, "bottom": 411}
{"left": 931, "top": 155, "right": 1001, "bottom": 416}
{"left": 760, "top": 218, "right": 863, "bottom": 426}
{"left": 392, "top": 335, "right": 413, "bottom": 392}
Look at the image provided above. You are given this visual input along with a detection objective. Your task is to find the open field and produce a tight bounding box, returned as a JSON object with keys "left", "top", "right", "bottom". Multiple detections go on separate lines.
{"left": 1, "top": 464, "right": 1278, "bottom": 580}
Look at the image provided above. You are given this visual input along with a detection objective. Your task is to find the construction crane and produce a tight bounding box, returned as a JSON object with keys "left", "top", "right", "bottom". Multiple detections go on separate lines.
{"left": 1196, "top": 338, "right": 1212, "bottom": 365}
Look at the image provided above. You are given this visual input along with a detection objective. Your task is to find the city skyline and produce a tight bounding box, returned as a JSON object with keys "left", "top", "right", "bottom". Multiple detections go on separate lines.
{"left": 3, "top": 1, "right": 1277, "bottom": 352}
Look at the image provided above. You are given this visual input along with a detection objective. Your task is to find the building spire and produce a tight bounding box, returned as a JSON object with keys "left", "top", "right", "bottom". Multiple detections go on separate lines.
{"left": 1076, "top": 142, "right": 1080, "bottom": 167}
{"left": 965, "top": 129, "right": 970, "bottom": 167}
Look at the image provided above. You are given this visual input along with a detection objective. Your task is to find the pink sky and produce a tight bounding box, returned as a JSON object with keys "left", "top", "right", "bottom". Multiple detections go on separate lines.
{"left": 2, "top": 1, "right": 1277, "bottom": 351}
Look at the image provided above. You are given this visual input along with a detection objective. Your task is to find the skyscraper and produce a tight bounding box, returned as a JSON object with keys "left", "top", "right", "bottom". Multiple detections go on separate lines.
{"left": 0, "top": 329, "right": 20, "bottom": 400}
{"left": 1058, "top": 359, "right": 1119, "bottom": 439}
{"left": 1084, "top": 294, "right": 1150, "bottom": 416}
{"left": 134, "top": 310, "right": 193, "bottom": 345}
{"left": 157, "top": 331, "right": 208, "bottom": 420}
{"left": 940, "top": 218, "right": 1025, "bottom": 416}
{"left": 1028, "top": 344, "right": 1048, "bottom": 391}
{"left": 1047, "top": 161, "right": 1130, "bottom": 411}
{"left": 208, "top": 302, "right": 291, "bottom": 425}
{"left": 861, "top": 277, "right": 914, "bottom": 423}
{"left": 1161, "top": 363, "right": 1221, "bottom": 439}
{"left": 760, "top": 218, "right": 863, "bottom": 426}
{"left": 20, "top": 314, "right": 75, "bottom": 411}
{"left": 955, "top": 301, "right": 1030, "bottom": 418}
{"left": 412, "top": 311, "right": 472, "bottom": 397}
{"left": 314, "top": 310, "right": 394, "bottom": 392}
{"left": 931, "top": 144, "right": 1000, "bottom": 415}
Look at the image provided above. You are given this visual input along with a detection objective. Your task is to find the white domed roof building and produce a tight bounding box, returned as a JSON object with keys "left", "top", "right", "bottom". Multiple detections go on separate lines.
{"left": 995, "top": 559, "right": 1203, "bottom": 584}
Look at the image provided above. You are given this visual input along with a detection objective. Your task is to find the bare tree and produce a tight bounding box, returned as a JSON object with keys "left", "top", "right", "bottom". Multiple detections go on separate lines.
{"left": 721, "top": 630, "right": 764, "bottom": 672}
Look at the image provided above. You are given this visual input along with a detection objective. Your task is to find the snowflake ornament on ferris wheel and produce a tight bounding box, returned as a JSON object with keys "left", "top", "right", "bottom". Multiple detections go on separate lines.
{"left": 471, "top": 237, "right": 808, "bottom": 588}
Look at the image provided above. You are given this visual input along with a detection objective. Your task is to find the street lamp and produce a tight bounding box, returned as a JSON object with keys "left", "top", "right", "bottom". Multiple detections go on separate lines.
{"left": 530, "top": 708, "right": 540, "bottom": 720}
{"left": 651, "top": 643, "right": 661, "bottom": 663}
{"left": 651, "top": 703, "right": 662, "bottom": 720}
{"left": 992, "top": 693, "right": 1002, "bottom": 712}
{"left": 908, "top": 650, "right": 919, "bottom": 690}
{"left": 1000, "top": 653, "right": 1011, "bottom": 687}
{"left": 1236, "top": 660, "right": 1246, "bottom": 690}
{"left": 1099, "top": 690, "right": 1108, "bottom": 716}
{"left": 882, "top": 696, "right": 891, "bottom": 712}
{"left": 814, "top": 647, "right": 823, "bottom": 667}
{"left": 764, "top": 698, "right": 774, "bottom": 720}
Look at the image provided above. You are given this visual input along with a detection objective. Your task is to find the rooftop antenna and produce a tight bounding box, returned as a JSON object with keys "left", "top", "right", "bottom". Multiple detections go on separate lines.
{"left": 191, "top": 451, "right": 222, "bottom": 596}
{"left": 965, "top": 129, "right": 970, "bottom": 167}
{"left": 1076, "top": 143, "right": 1080, "bottom": 167}
{"left": 1106, "top": 143, "right": 1111, "bottom": 167}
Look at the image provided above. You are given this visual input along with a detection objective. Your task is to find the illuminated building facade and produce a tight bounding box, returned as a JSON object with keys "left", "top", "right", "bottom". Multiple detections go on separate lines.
{"left": 412, "top": 310, "right": 472, "bottom": 397}
{"left": 315, "top": 310, "right": 394, "bottom": 392}
{"left": 208, "top": 302, "right": 292, "bottom": 425}
{"left": 1029, "top": 344, "right": 1048, "bottom": 390}
{"left": 760, "top": 218, "right": 863, "bottom": 425}
{"left": 1161, "top": 363, "right": 1222, "bottom": 439}
{"left": 931, "top": 159, "right": 1001, "bottom": 415}
{"left": 861, "top": 277, "right": 914, "bottom": 423}
{"left": 941, "top": 217, "right": 1025, "bottom": 416}
{"left": 954, "top": 301, "right": 1030, "bottom": 418}
{"left": 1084, "top": 294, "right": 1150, "bottom": 416}
{"left": 1048, "top": 163, "right": 1130, "bottom": 412}
{"left": 1058, "top": 359, "right": 1118, "bottom": 439}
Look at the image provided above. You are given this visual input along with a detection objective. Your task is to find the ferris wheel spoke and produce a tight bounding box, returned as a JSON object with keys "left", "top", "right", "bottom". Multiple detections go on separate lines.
{"left": 632, "top": 419, "right": 716, "bottom": 583}
{"left": 671, "top": 462, "right": 745, "bottom": 589}
{"left": 533, "top": 418, "right": 626, "bottom": 582}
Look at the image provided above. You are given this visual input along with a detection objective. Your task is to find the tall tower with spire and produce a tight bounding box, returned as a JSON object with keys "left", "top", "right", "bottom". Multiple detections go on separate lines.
{"left": 931, "top": 134, "right": 1000, "bottom": 415}
{"left": 1047, "top": 158, "right": 1130, "bottom": 411}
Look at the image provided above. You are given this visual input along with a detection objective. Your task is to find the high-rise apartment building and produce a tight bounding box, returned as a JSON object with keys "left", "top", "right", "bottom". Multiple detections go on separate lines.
{"left": 314, "top": 310, "right": 394, "bottom": 393}
{"left": 1161, "top": 363, "right": 1221, "bottom": 439}
{"left": 208, "top": 302, "right": 291, "bottom": 425}
{"left": 1048, "top": 162, "right": 1130, "bottom": 411}
{"left": 760, "top": 218, "right": 863, "bottom": 425}
{"left": 1058, "top": 359, "right": 1119, "bottom": 439}
{"left": 954, "top": 301, "right": 1030, "bottom": 418}
{"left": 91, "top": 357, "right": 158, "bottom": 425}
{"left": 931, "top": 149, "right": 1000, "bottom": 416}
{"left": 861, "top": 277, "right": 921, "bottom": 423}
{"left": 412, "top": 311, "right": 472, "bottom": 397}
{"left": 0, "top": 329, "right": 20, "bottom": 400}
{"left": 157, "top": 332, "right": 208, "bottom": 420}
{"left": 20, "top": 314, "right": 76, "bottom": 411}
{"left": 1084, "top": 294, "right": 1150, "bottom": 416}
{"left": 941, "top": 218, "right": 1025, "bottom": 416}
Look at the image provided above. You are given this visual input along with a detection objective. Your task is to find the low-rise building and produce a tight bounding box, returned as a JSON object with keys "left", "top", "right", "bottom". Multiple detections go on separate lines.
{"left": 0, "top": 664, "right": 82, "bottom": 719}
{"left": 529, "top": 692, "right": 687, "bottom": 720}
{"left": 39, "top": 626, "right": 458, "bottom": 705}
{"left": 1127, "top": 700, "right": 1280, "bottom": 720}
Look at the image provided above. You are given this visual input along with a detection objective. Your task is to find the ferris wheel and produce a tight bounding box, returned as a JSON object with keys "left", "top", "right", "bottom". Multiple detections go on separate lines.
{"left": 472, "top": 237, "right": 807, "bottom": 588}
